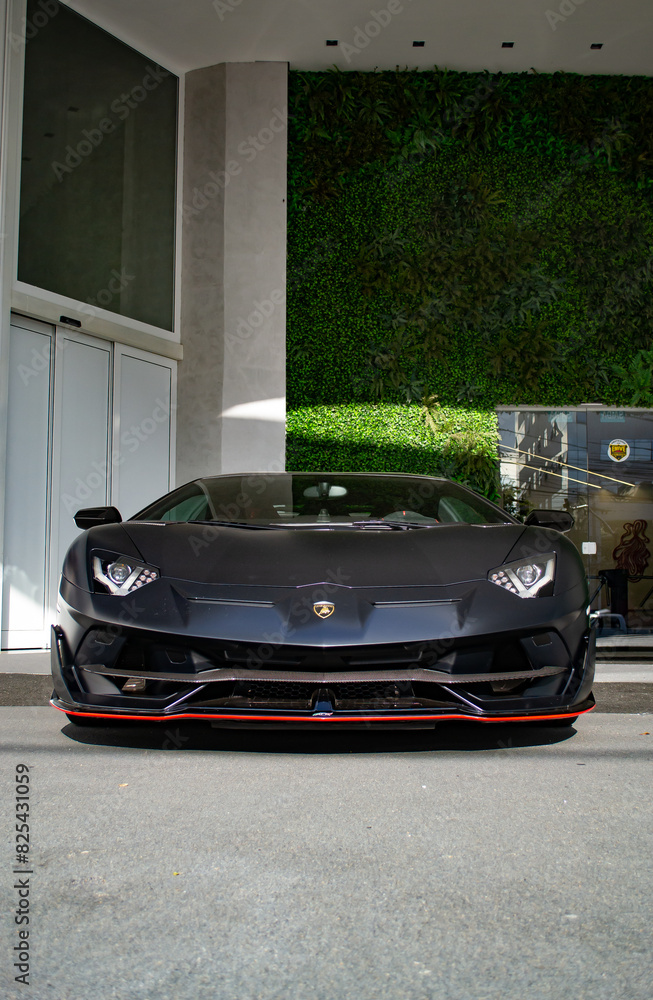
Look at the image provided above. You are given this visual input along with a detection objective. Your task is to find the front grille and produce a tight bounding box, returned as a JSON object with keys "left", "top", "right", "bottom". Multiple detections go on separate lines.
{"left": 233, "top": 680, "right": 317, "bottom": 702}
{"left": 225, "top": 679, "right": 425, "bottom": 710}
{"left": 231, "top": 679, "right": 415, "bottom": 701}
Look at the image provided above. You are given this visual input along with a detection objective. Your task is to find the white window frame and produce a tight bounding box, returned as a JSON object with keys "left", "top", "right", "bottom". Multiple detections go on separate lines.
{"left": 3, "top": 0, "right": 184, "bottom": 351}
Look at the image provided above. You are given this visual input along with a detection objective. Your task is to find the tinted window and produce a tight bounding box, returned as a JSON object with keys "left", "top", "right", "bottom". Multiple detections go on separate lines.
{"left": 19, "top": 1, "right": 177, "bottom": 330}
{"left": 135, "top": 475, "right": 512, "bottom": 526}
{"left": 159, "top": 488, "right": 213, "bottom": 522}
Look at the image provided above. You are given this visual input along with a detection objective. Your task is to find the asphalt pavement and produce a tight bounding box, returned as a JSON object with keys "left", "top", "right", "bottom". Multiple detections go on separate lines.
{"left": 1, "top": 649, "right": 651, "bottom": 1000}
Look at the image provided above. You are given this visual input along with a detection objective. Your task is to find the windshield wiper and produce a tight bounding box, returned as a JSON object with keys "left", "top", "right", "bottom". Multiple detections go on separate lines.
{"left": 187, "top": 518, "right": 436, "bottom": 531}
{"left": 187, "top": 519, "right": 280, "bottom": 530}
{"left": 350, "top": 519, "right": 435, "bottom": 530}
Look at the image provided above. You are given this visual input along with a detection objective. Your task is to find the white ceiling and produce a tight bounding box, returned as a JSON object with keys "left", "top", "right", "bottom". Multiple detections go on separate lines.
{"left": 66, "top": 0, "right": 653, "bottom": 77}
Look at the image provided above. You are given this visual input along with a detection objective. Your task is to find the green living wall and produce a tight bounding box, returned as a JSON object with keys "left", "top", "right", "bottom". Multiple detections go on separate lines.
{"left": 286, "top": 69, "right": 653, "bottom": 497}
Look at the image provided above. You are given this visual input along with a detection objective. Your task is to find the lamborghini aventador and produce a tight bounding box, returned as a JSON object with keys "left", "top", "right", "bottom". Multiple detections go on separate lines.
{"left": 51, "top": 472, "right": 595, "bottom": 728}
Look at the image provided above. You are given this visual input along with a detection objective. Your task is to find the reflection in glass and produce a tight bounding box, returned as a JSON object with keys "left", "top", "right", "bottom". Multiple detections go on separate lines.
{"left": 18, "top": 1, "right": 178, "bottom": 331}
{"left": 498, "top": 408, "right": 653, "bottom": 635}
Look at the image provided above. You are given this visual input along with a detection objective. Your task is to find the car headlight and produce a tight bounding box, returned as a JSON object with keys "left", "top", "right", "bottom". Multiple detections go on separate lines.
{"left": 92, "top": 554, "right": 159, "bottom": 596}
{"left": 488, "top": 554, "right": 555, "bottom": 599}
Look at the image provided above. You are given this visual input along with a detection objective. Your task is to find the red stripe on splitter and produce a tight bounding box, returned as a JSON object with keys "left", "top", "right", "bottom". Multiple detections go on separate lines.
{"left": 53, "top": 704, "right": 595, "bottom": 724}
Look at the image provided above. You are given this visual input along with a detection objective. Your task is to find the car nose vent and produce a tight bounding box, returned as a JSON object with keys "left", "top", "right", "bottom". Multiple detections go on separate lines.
{"left": 532, "top": 633, "right": 553, "bottom": 647}
{"left": 372, "top": 599, "right": 460, "bottom": 608}
{"left": 345, "top": 648, "right": 423, "bottom": 667}
{"left": 121, "top": 677, "right": 147, "bottom": 693}
{"left": 94, "top": 630, "right": 117, "bottom": 645}
{"left": 222, "top": 645, "right": 305, "bottom": 668}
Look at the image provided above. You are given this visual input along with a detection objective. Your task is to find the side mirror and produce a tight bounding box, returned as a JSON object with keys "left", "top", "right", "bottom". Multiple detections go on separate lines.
{"left": 74, "top": 506, "right": 122, "bottom": 530}
{"left": 524, "top": 509, "right": 574, "bottom": 532}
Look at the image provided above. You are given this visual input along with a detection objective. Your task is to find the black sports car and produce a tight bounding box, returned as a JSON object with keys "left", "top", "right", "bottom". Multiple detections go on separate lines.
{"left": 51, "top": 472, "right": 595, "bottom": 729}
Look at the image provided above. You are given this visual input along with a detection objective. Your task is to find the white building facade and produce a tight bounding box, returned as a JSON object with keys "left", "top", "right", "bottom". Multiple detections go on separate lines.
{"left": 0, "top": 0, "right": 287, "bottom": 647}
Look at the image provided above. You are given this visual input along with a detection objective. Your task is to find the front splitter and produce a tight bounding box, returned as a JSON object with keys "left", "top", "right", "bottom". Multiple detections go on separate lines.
{"left": 52, "top": 695, "right": 595, "bottom": 728}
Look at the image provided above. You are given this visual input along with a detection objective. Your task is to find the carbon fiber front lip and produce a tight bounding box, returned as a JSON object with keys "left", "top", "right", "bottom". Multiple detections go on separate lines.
{"left": 78, "top": 663, "right": 567, "bottom": 686}
{"left": 51, "top": 694, "right": 596, "bottom": 723}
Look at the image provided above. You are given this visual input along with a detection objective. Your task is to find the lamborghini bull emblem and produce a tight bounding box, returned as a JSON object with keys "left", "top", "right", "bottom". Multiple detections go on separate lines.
{"left": 313, "top": 601, "right": 335, "bottom": 619}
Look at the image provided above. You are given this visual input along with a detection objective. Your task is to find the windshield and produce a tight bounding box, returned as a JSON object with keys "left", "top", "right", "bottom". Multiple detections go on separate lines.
{"left": 133, "top": 474, "right": 513, "bottom": 527}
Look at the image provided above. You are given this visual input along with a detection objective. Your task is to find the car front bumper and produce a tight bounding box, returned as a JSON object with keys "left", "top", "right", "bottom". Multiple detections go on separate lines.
{"left": 50, "top": 622, "right": 596, "bottom": 728}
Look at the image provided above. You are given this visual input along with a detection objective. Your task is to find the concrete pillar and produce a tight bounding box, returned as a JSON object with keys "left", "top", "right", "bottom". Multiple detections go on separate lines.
{"left": 178, "top": 61, "right": 287, "bottom": 484}
{"left": 178, "top": 63, "right": 226, "bottom": 483}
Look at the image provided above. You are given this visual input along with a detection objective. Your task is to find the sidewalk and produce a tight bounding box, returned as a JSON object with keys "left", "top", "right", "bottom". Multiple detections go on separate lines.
{"left": 596, "top": 636, "right": 653, "bottom": 662}
{"left": 0, "top": 650, "right": 51, "bottom": 673}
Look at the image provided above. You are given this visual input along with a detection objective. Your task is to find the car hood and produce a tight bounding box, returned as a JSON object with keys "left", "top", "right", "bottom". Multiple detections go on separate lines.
{"left": 112, "top": 521, "right": 528, "bottom": 589}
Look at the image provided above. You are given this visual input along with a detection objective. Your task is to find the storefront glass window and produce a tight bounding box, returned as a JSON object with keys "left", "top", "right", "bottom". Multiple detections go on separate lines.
{"left": 18, "top": 1, "right": 178, "bottom": 331}
{"left": 499, "top": 408, "right": 653, "bottom": 636}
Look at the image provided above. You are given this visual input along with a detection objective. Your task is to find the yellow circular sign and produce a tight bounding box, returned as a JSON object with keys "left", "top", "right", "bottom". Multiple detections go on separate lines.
{"left": 608, "top": 439, "right": 630, "bottom": 463}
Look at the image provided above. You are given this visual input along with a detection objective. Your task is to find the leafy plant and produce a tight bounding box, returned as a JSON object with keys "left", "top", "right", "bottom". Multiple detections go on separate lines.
{"left": 286, "top": 68, "right": 653, "bottom": 486}
{"left": 485, "top": 313, "right": 559, "bottom": 390}
{"left": 287, "top": 404, "right": 500, "bottom": 499}
{"left": 613, "top": 348, "right": 653, "bottom": 406}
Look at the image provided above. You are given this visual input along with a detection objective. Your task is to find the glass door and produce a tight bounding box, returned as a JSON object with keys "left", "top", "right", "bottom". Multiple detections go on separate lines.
{"left": 586, "top": 409, "right": 653, "bottom": 635}
{"left": 498, "top": 407, "right": 653, "bottom": 636}
{"left": 1, "top": 317, "right": 53, "bottom": 648}
{"left": 49, "top": 329, "right": 113, "bottom": 624}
